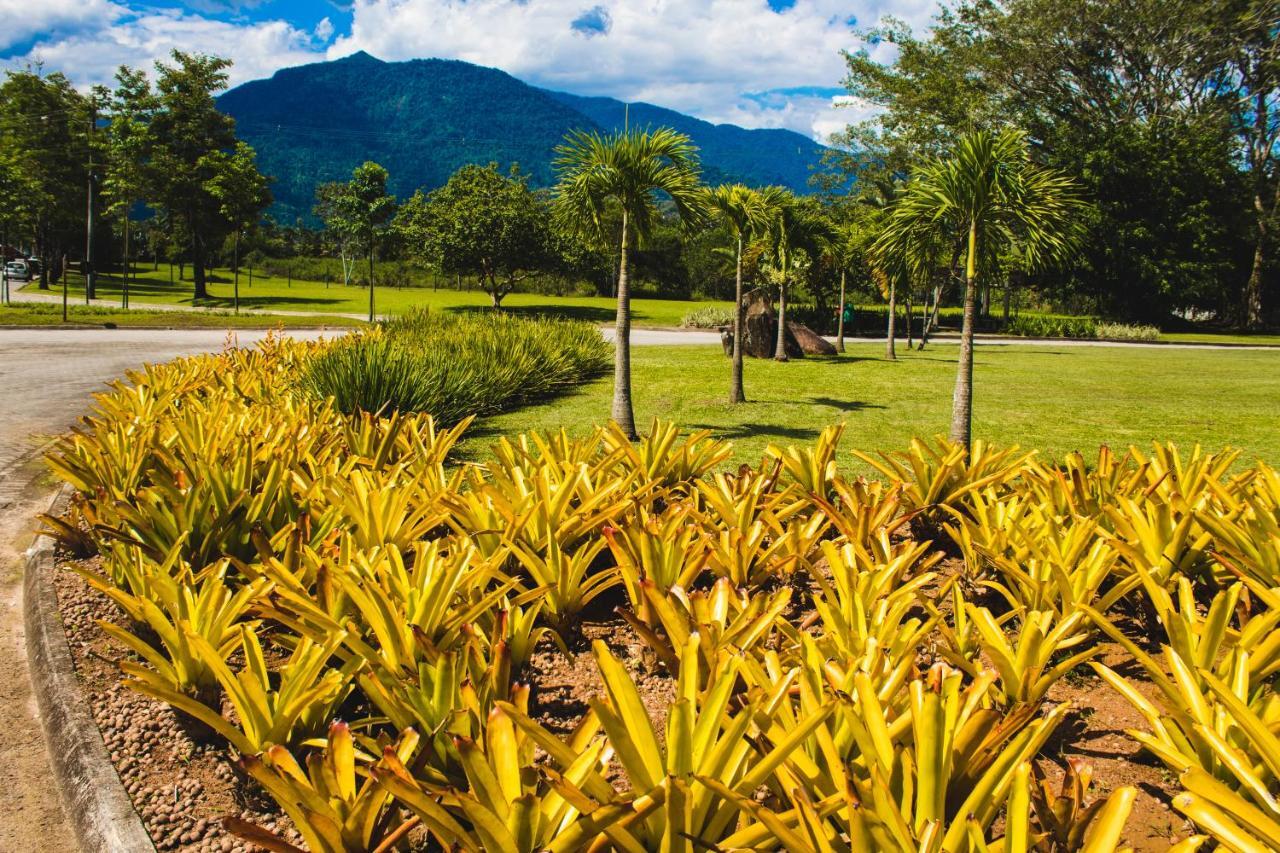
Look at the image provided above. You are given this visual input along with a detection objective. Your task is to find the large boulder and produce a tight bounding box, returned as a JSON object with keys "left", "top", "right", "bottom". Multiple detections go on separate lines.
{"left": 735, "top": 289, "right": 802, "bottom": 358}
{"left": 787, "top": 321, "right": 837, "bottom": 355}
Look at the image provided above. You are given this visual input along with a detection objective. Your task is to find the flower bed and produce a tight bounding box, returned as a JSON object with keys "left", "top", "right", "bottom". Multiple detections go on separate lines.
{"left": 40, "top": 337, "right": 1280, "bottom": 851}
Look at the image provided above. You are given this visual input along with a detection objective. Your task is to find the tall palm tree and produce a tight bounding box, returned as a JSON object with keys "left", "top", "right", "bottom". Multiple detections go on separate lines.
{"left": 705, "top": 183, "right": 770, "bottom": 403}
{"left": 760, "top": 189, "right": 829, "bottom": 362}
{"left": 861, "top": 176, "right": 908, "bottom": 360}
{"left": 874, "top": 128, "right": 1082, "bottom": 449}
{"left": 554, "top": 127, "right": 705, "bottom": 439}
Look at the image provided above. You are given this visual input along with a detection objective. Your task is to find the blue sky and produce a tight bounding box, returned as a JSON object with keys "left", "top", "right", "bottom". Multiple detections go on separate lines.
{"left": 1, "top": 0, "right": 939, "bottom": 141}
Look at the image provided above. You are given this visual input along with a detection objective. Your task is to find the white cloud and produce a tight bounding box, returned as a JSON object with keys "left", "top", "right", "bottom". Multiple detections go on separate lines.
{"left": 325, "top": 0, "right": 939, "bottom": 140}
{"left": 10, "top": 7, "right": 320, "bottom": 89}
{"left": 0, "top": 0, "right": 123, "bottom": 51}
{"left": 3, "top": 0, "right": 942, "bottom": 141}
{"left": 313, "top": 16, "right": 334, "bottom": 44}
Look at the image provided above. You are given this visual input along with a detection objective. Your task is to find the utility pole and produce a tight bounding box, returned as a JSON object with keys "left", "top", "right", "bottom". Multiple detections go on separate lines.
{"left": 85, "top": 99, "right": 97, "bottom": 305}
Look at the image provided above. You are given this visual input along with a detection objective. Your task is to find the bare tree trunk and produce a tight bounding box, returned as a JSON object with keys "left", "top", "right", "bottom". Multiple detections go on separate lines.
{"left": 122, "top": 218, "right": 130, "bottom": 309}
{"left": 905, "top": 287, "right": 914, "bottom": 349}
{"left": 836, "top": 269, "right": 847, "bottom": 353}
{"left": 192, "top": 234, "right": 208, "bottom": 300}
{"left": 919, "top": 281, "right": 944, "bottom": 350}
{"left": 232, "top": 229, "right": 240, "bottom": 315}
{"left": 1245, "top": 177, "right": 1277, "bottom": 329}
{"left": 612, "top": 210, "right": 638, "bottom": 439}
{"left": 950, "top": 222, "right": 978, "bottom": 451}
{"left": 886, "top": 277, "right": 897, "bottom": 360}
{"left": 1003, "top": 279, "right": 1012, "bottom": 324}
{"left": 730, "top": 234, "right": 747, "bottom": 403}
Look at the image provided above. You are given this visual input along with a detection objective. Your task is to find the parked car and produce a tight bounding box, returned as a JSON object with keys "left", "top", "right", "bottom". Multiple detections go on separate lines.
{"left": 4, "top": 260, "right": 30, "bottom": 281}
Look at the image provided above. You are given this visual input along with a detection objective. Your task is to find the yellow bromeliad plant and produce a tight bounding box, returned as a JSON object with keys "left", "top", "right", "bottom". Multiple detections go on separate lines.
{"left": 42, "top": 332, "right": 1280, "bottom": 852}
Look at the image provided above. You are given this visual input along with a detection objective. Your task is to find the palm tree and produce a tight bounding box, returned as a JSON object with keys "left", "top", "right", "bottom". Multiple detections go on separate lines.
{"left": 705, "top": 184, "right": 770, "bottom": 403}
{"left": 760, "top": 189, "right": 829, "bottom": 362}
{"left": 554, "top": 127, "right": 705, "bottom": 439}
{"left": 874, "top": 128, "right": 1082, "bottom": 449}
{"left": 861, "top": 176, "right": 908, "bottom": 360}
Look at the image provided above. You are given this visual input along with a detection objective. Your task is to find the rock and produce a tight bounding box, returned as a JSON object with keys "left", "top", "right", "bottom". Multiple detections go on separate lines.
{"left": 787, "top": 321, "right": 836, "bottom": 355}
{"left": 730, "top": 289, "right": 804, "bottom": 359}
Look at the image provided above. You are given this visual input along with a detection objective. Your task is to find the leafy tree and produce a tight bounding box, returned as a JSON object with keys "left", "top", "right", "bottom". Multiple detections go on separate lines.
{"left": 406, "top": 163, "right": 552, "bottom": 308}
{"left": 553, "top": 127, "right": 706, "bottom": 439}
{"left": 201, "top": 142, "right": 273, "bottom": 314}
{"left": 705, "top": 184, "right": 772, "bottom": 402}
{"left": 321, "top": 161, "right": 396, "bottom": 322}
{"left": 0, "top": 68, "right": 89, "bottom": 289}
{"left": 840, "top": 0, "right": 1271, "bottom": 325}
{"left": 102, "top": 66, "right": 155, "bottom": 308}
{"left": 148, "top": 51, "right": 237, "bottom": 300}
{"left": 875, "top": 128, "right": 1083, "bottom": 449}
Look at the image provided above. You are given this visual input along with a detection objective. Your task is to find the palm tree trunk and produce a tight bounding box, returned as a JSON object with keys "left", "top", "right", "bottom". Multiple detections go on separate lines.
{"left": 950, "top": 221, "right": 978, "bottom": 451}
{"left": 905, "top": 287, "right": 914, "bottom": 349}
{"left": 836, "top": 269, "right": 847, "bottom": 353}
{"left": 368, "top": 236, "right": 376, "bottom": 323}
{"left": 612, "top": 210, "right": 638, "bottom": 439}
{"left": 886, "top": 277, "right": 897, "bottom": 360}
{"left": 774, "top": 279, "right": 789, "bottom": 361}
{"left": 730, "top": 233, "right": 746, "bottom": 403}
{"left": 232, "top": 229, "right": 240, "bottom": 315}
{"left": 774, "top": 246, "right": 789, "bottom": 362}
{"left": 919, "top": 281, "right": 943, "bottom": 350}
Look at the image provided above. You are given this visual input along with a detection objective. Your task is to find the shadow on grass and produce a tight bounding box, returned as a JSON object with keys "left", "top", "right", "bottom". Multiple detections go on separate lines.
{"left": 807, "top": 397, "right": 887, "bottom": 412}
{"left": 447, "top": 304, "right": 617, "bottom": 323}
{"left": 686, "top": 422, "right": 822, "bottom": 442}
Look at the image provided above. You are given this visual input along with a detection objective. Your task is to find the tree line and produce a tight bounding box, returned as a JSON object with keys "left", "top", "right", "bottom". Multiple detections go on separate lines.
{"left": 834, "top": 0, "right": 1278, "bottom": 330}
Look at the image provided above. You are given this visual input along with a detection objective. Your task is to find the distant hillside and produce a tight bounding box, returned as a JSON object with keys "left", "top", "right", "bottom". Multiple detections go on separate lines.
{"left": 217, "top": 52, "right": 826, "bottom": 223}
{"left": 542, "top": 90, "right": 825, "bottom": 191}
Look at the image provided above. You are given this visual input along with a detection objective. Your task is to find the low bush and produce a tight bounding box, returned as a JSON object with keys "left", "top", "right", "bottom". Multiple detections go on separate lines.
{"left": 679, "top": 305, "right": 735, "bottom": 328}
{"left": 1003, "top": 314, "right": 1099, "bottom": 338}
{"left": 1096, "top": 321, "right": 1161, "bottom": 341}
{"left": 299, "top": 309, "right": 610, "bottom": 422}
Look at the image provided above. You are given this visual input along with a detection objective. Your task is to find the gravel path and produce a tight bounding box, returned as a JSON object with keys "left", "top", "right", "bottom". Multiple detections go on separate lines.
{"left": 0, "top": 328, "right": 326, "bottom": 852}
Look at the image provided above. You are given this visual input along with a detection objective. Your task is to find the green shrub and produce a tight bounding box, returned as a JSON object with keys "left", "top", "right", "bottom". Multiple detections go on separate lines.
{"left": 1096, "top": 322, "right": 1161, "bottom": 342}
{"left": 300, "top": 310, "right": 610, "bottom": 422}
{"left": 680, "top": 305, "right": 735, "bottom": 328}
{"left": 1003, "top": 314, "right": 1098, "bottom": 339}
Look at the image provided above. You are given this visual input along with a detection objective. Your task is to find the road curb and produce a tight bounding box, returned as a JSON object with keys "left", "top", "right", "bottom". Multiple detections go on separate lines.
{"left": 24, "top": 488, "right": 155, "bottom": 853}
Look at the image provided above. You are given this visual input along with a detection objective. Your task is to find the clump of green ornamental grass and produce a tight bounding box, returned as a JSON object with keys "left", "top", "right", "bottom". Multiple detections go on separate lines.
{"left": 300, "top": 309, "right": 610, "bottom": 424}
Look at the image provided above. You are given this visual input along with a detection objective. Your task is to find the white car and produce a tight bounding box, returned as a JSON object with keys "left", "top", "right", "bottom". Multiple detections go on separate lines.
{"left": 4, "top": 260, "right": 32, "bottom": 281}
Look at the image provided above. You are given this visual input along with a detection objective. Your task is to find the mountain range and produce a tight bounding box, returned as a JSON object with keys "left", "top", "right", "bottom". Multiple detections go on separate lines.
{"left": 216, "top": 52, "right": 828, "bottom": 223}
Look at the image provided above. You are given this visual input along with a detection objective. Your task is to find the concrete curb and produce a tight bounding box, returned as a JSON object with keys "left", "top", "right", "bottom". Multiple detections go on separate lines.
{"left": 24, "top": 489, "right": 155, "bottom": 853}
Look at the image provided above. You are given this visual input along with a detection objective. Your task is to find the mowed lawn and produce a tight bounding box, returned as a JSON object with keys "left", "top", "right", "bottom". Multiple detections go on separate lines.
{"left": 26, "top": 266, "right": 723, "bottom": 328}
{"left": 0, "top": 302, "right": 361, "bottom": 329}
{"left": 460, "top": 342, "right": 1280, "bottom": 470}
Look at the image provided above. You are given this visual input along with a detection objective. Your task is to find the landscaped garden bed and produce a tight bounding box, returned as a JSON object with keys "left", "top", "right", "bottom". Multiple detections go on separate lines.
{"left": 37, "top": 330, "right": 1280, "bottom": 851}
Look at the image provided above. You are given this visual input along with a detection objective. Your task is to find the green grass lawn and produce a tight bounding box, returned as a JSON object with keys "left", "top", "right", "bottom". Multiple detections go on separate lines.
{"left": 24, "top": 266, "right": 722, "bottom": 328}
{"left": 459, "top": 342, "right": 1280, "bottom": 470}
{"left": 0, "top": 302, "right": 362, "bottom": 329}
{"left": 1158, "top": 331, "right": 1280, "bottom": 346}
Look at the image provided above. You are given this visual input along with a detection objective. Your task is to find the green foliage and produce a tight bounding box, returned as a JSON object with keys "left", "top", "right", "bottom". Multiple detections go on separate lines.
{"left": 1004, "top": 315, "right": 1098, "bottom": 339}
{"left": 398, "top": 163, "right": 554, "bottom": 307}
{"left": 679, "top": 305, "right": 734, "bottom": 328}
{"left": 299, "top": 310, "right": 610, "bottom": 422}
